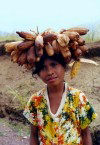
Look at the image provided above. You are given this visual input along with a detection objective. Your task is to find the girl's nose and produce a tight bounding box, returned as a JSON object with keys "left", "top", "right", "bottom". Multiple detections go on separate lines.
{"left": 47, "top": 66, "right": 54, "bottom": 75}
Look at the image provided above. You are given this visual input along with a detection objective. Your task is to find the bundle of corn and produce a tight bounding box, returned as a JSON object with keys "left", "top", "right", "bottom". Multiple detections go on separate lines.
{"left": 4, "top": 27, "right": 90, "bottom": 77}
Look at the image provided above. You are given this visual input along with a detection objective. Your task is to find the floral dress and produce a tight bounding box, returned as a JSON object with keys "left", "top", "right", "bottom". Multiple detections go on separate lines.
{"left": 23, "top": 83, "right": 96, "bottom": 145}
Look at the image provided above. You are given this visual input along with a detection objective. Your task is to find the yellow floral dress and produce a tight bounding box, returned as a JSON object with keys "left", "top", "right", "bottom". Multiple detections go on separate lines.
{"left": 23, "top": 83, "right": 96, "bottom": 145}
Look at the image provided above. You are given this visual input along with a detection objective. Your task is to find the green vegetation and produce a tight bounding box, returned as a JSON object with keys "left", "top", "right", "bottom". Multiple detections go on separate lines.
{"left": 83, "top": 31, "right": 100, "bottom": 43}
{"left": 0, "top": 33, "right": 22, "bottom": 41}
{"left": 0, "top": 132, "right": 5, "bottom": 136}
{"left": 83, "top": 25, "right": 100, "bottom": 43}
{"left": 7, "top": 86, "right": 29, "bottom": 110}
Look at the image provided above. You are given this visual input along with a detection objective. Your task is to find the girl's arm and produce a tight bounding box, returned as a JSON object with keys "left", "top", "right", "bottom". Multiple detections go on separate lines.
{"left": 30, "top": 124, "right": 40, "bottom": 145}
{"left": 81, "top": 127, "right": 93, "bottom": 145}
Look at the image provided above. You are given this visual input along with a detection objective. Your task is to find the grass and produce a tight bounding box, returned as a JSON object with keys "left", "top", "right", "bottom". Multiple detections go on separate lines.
{"left": 6, "top": 80, "right": 35, "bottom": 110}
{"left": 82, "top": 25, "right": 100, "bottom": 43}
{"left": 0, "top": 132, "right": 5, "bottom": 136}
{"left": 7, "top": 86, "right": 29, "bottom": 110}
{"left": 0, "top": 34, "right": 22, "bottom": 41}
{"left": 83, "top": 31, "right": 100, "bottom": 43}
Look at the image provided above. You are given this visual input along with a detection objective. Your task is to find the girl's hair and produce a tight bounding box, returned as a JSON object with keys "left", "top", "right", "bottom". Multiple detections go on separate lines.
{"left": 32, "top": 52, "right": 67, "bottom": 75}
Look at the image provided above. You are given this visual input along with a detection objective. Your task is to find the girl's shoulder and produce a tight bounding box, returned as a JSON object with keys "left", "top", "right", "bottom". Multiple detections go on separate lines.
{"left": 66, "top": 84, "right": 86, "bottom": 100}
{"left": 67, "top": 85, "right": 82, "bottom": 94}
{"left": 29, "top": 87, "right": 46, "bottom": 102}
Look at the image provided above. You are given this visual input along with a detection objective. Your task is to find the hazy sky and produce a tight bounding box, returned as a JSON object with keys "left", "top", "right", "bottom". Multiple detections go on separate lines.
{"left": 0, "top": 0, "right": 100, "bottom": 33}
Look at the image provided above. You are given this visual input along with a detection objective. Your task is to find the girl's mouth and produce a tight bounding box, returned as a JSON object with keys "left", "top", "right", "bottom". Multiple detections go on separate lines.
{"left": 46, "top": 77, "right": 58, "bottom": 83}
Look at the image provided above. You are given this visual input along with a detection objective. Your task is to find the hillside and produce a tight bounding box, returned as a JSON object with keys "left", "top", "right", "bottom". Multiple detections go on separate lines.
{"left": 0, "top": 42, "right": 100, "bottom": 145}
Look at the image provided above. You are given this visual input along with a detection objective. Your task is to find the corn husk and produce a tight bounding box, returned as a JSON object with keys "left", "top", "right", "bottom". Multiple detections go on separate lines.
{"left": 77, "top": 37, "right": 85, "bottom": 46}
{"left": 79, "top": 45, "right": 88, "bottom": 53}
{"left": 80, "top": 58, "right": 99, "bottom": 66}
{"left": 16, "top": 31, "right": 36, "bottom": 40}
{"left": 45, "top": 42, "right": 54, "bottom": 56}
{"left": 11, "top": 50, "right": 20, "bottom": 63}
{"left": 67, "top": 27, "right": 89, "bottom": 35}
{"left": 43, "top": 33, "right": 57, "bottom": 43}
{"left": 18, "top": 51, "right": 27, "bottom": 66}
{"left": 35, "top": 35, "right": 44, "bottom": 48}
{"left": 27, "top": 46, "right": 36, "bottom": 64}
{"left": 17, "top": 41, "right": 34, "bottom": 50}
{"left": 5, "top": 41, "right": 22, "bottom": 52}
{"left": 57, "top": 34, "right": 69, "bottom": 47}
{"left": 52, "top": 40, "right": 60, "bottom": 53}
{"left": 69, "top": 41, "right": 78, "bottom": 50}
{"left": 70, "top": 61, "right": 81, "bottom": 79}
{"left": 63, "top": 31, "right": 79, "bottom": 41}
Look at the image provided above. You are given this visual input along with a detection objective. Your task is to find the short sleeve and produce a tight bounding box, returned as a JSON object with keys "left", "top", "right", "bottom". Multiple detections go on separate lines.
{"left": 78, "top": 92, "right": 97, "bottom": 130}
{"left": 23, "top": 95, "right": 38, "bottom": 126}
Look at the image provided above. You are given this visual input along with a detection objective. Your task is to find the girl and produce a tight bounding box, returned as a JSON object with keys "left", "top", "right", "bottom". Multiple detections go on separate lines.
{"left": 23, "top": 52, "right": 96, "bottom": 145}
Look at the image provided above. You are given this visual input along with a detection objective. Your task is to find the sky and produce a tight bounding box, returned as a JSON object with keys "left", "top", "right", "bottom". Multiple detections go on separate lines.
{"left": 0, "top": 0, "right": 100, "bottom": 33}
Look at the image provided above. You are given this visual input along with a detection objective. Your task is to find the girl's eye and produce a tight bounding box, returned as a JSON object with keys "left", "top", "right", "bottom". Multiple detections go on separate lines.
{"left": 41, "top": 65, "right": 46, "bottom": 71}
{"left": 51, "top": 62, "right": 57, "bottom": 67}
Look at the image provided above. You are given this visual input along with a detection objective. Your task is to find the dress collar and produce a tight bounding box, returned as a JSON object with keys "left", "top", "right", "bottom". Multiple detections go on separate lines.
{"left": 44, "top": 82, "right": 68, "bottom": 118}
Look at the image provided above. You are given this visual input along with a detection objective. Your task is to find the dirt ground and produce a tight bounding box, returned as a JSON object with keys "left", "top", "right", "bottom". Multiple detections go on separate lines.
{"left": 0, "top": 118, "right": 29, "bottom": 145}
{"left": 0, "top": 45, "right": 100, "bottom": 144}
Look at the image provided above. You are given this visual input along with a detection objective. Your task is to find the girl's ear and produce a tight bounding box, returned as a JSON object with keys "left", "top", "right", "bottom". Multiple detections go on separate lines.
{"left": 63, "top": 66, "right": 66, "bottom": 71}
{"left": 32, "top": 74, "right": 38, "bottom": 80}
{"left": 38, "top": 73, "right": 40, "bottom": 77}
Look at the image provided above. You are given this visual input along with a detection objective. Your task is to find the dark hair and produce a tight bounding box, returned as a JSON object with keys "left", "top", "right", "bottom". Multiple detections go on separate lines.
{"left": 32, "top": 52, "right": 67, "bottom": 75}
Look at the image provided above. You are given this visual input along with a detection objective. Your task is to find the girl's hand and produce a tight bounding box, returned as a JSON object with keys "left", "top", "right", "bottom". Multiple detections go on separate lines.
{"left": 81, "top": 127, "right": 93, "bottom": 145}
{"left": 30, "top": 124, "right": 39, "bottom": 145}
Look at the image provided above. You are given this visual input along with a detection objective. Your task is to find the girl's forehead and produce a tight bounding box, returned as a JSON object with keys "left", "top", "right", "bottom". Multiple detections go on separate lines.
{"left": 44, "top": 59, "right": 58, "bottom": 64}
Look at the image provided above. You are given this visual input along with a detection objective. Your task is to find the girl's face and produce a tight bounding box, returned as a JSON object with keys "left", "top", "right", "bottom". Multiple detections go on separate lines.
{"left": 39, "top": 59, "right": 65, "bottom": 87}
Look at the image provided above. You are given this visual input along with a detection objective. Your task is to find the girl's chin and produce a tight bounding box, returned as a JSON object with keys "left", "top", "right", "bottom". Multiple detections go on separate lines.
{"left": 47, "top": 80, "right": 61, "bottom": 87}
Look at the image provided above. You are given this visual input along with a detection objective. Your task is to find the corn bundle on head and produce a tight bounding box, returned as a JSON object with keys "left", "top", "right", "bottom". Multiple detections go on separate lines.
{"left": 4, "top": 27, "right": 90, "bottom": 75}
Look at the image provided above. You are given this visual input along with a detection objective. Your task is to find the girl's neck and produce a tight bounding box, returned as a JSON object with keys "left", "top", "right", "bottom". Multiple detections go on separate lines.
{"left": 47, "top": 82, "right": 65, "bottom": 96}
